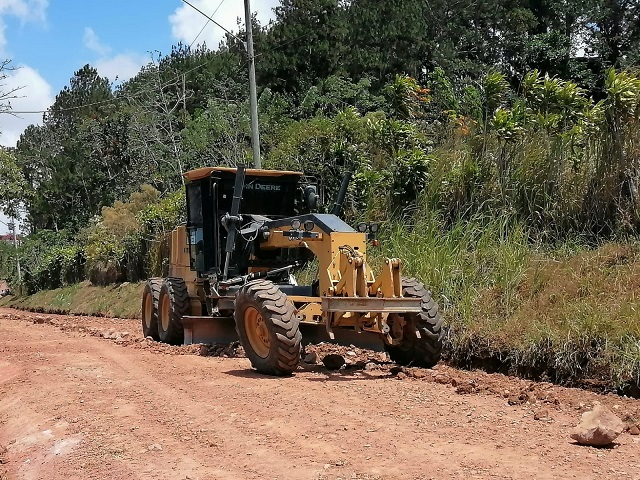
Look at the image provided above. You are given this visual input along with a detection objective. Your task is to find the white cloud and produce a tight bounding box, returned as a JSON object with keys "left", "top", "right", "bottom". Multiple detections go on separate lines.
{"left": 81, "top": 27, "right": 147, "bottom": 84}
{"left": 0, "top": 64, "right": 51, "bottom": 234}
{"left": 0, "top": 64, "right": 53, "bottom": 147}
{"left": 83, "top": 27, "right": 111, "bottom": 56}
{"left": 169, "top": 0, "right": 279, "bottom": 50}
{"left": 0, "top": 0, "right": 48, "bottom": 54}
{"left": 95, "top": 52, "right": 148, "bottom": 84}
{"left": 0, "top": 0, "right": 50, "bottom": 234}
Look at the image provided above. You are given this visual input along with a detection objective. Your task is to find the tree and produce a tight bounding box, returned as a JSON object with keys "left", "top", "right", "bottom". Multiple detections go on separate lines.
{"left": 256, "top": 0, "right": 349, "bottom": 96}
{"left": 0, "top": 149, "right": 26, "bottom": 218}
{"left": 15, "top": 65, "right": 119, "bottom": 231}
{"left": 0, "top": 59, "right": 25, "bottom": 117}
{"left": 585, "top": 0, "right": 640, "bottom": 69}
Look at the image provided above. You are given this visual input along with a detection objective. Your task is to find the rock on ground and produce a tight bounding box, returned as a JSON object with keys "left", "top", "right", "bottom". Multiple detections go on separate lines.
{"left": 570, "top": 403, "right": 624, "bottom": 446}
{"left": 322, "top": 353, "right": 346, "bottom": 370}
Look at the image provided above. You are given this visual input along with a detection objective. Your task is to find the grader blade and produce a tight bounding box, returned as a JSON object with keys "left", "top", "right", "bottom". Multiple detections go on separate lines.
{"left": 182, "top": 316, "right": 385, "bottom": 352}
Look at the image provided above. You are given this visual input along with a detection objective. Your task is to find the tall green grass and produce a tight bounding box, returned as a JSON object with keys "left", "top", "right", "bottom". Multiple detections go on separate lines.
{"left": 373, "top": 210, "right": 640, "bottom": 392}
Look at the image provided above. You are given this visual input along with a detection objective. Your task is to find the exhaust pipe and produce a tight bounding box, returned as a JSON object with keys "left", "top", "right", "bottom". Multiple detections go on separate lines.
{"left": 331, "top": 171, "right": 352, "bottom": 217}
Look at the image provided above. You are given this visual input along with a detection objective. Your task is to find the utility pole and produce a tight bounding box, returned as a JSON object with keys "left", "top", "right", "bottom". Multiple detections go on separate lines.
{"left": 8, "top": 220, "right": 21, "bottom": 287}
{"left": 244, "top": 0, "right": 262, "bottom": 169}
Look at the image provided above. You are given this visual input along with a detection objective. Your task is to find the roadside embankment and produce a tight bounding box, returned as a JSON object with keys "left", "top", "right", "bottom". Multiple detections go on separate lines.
{"left": 0, "top": 280, "right": 143, "bottom": 319}
{"left": 2, "top": 240, "right": 640, "bottom": 396}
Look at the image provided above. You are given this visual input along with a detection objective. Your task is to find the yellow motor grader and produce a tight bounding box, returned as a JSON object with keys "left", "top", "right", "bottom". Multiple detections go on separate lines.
{"left": 142, "top": 165, "right": 443, "bottom": 375}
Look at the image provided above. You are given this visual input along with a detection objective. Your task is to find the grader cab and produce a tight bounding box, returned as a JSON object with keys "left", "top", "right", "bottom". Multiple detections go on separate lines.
{"left": 142, "top": 166, "right": 444, "bottom": 375}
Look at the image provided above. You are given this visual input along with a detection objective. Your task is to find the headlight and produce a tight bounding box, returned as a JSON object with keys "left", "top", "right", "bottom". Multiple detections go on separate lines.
{"left": 357, "top": 222, "right": 368, "bottom": 233}
{"left": 303, "top": 220, "right": 315, "bottom": 231}
{"left": 369, "top": 223, "right": 379, "bottom": 233}
{"left": 291, "top": 219, "right": 301, "bottom": 230}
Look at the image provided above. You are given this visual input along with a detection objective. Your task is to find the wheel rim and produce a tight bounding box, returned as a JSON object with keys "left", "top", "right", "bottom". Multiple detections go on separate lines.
{"left": 244, "top": 306, "right": 270, "bottom": 359}
{"left": 161, "top": 294, "right": 170, "bottom": 331}
{"left": 143, "top": 292, "right": 153, "bottom": 329}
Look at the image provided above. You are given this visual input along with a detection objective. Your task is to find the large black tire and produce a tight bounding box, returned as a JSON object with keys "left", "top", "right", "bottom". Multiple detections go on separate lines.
{"left": 157, "top": 277, "right": 190, "bottom": 345}
{"left": 234, "top": 280, "right": 301, "bottom": 376}
{"left": 141, "top": 278, "right": 162, "bottom": 340}
{"left": 384, "top": 277, "right": 444, "bottom": 368}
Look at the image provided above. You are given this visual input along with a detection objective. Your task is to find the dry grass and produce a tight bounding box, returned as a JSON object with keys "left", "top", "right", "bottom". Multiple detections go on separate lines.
{"left": 372, "top": 211, "right": 640, "bottom": 392}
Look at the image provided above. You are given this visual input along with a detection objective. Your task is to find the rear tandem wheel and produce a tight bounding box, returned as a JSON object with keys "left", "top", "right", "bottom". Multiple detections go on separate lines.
{"left": 157, "top": 277, "right": 190, "bottom": 345}
{"left": 141, "top": 278, "right": 162, "bottom": 340}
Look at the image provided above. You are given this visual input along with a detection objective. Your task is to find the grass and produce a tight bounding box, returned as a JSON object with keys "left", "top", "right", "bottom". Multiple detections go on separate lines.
{"left": 373, "top": 211, "right": 640, "bottom": 393}
{"left": 0, "top": 280, "right": 144, "bottom": 319}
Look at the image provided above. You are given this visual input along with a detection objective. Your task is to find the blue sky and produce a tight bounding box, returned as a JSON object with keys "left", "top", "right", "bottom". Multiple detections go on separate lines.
{"left": 0, "top": 0, "right": 279, "bottom": 233}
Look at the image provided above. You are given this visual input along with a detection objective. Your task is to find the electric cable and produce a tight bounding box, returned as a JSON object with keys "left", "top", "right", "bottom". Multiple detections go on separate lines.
{"left": 189, "top": 0, "right": 228, "bottom": 49}
{"left": 8, "top": 1, "right": 319, "bottom": 115}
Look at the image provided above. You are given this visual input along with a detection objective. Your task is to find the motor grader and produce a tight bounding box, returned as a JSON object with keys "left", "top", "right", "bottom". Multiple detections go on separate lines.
{"left": 142, "top": 165, "right": 443, "bottom": 375}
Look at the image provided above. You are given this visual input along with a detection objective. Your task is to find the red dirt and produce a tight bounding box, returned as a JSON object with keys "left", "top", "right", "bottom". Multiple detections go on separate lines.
{"left": 1, "top": 307, "right": 640, "bottom": 480}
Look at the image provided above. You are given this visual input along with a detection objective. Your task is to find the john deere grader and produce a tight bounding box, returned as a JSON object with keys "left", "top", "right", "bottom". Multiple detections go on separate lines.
{"left": 141, "top": 166, "right": 444, "bottom": 375}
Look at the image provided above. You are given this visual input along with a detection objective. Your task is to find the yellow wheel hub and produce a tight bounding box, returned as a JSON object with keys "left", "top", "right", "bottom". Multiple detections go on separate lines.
{"left": 245, "top": 307, "right": 270, "bottom": 358}
{"left": 143, "top": 293, "right": 153, "bottom": 329}
{"left": 161, "top": 294, "right": 170, "bottom": 331}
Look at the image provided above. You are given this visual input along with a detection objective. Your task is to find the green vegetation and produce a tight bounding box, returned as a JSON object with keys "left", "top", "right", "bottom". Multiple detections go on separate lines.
{"left": 1, "top": 0, "right": 640, "bottom": 391}
{"left": 377, "top": 214, "right": 640, "bottom": 391}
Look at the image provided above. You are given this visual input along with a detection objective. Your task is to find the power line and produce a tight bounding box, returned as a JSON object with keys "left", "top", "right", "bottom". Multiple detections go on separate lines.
{"left": 9, "top": 0, "right": 244, "bottom": 116}
{"left": 8, "top": 51, "right": 221, "bottom": 115}
{"left": 8, "top": 1, "right": 306, "bottom": 116}
{"left": 181, "top": 0, "right": 243, "bottom": 45}
{"left": 189, "top": 0, "right": 227, "bottom": 49}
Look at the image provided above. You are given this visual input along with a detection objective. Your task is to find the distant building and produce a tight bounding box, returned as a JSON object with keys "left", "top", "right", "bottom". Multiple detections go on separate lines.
{"left": 0, "top": 234, "right": 21, "bottom": 245}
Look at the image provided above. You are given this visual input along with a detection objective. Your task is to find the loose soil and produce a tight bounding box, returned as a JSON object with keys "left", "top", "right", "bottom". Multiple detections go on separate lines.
{"left": 1, "top": 308, "right": 640, "bottom": 480}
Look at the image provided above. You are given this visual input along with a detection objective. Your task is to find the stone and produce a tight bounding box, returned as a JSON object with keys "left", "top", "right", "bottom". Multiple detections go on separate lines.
{"left": 396, "top": 372, "right": 407, "bottom": 380}
{"left": 303, "top": 352, "right": 318, "bottom": 364}
{"left": 376, "top": 352, "right": 390, "bottom": 362}
{"left": 322, "top": 354, "right": 345, "bottom": 370}
{"left": 456, "top": 382, "right": 475, "bottom": 395}
{"left": 148, "top": 443, "right": 163, "bottom": 451}
{"left": 629, "top": 425, "right": 640, "bottom": 436}
{"left": 570, "top": 404, "right": 624, "bottom": 446}
{"left": 364, "top": 362, "right": 377, "bottom": 371}
{"left": 534, "top": 409, "right": 551, "bottom": 421}
{"left": 345, "top": 351, "right": 357, "bottom": 357}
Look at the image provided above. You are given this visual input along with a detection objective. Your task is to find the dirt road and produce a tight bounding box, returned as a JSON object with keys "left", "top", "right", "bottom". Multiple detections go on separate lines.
{"left": 1, "top": 308, "right": 640, "bottom": 480}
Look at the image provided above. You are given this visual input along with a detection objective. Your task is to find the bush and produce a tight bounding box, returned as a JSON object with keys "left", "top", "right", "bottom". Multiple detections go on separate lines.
{"left": 84, "top": 186, "right": 185, "bottom": 285}
{"left": 14, "top": 231, "right": 84, "bottom": 294}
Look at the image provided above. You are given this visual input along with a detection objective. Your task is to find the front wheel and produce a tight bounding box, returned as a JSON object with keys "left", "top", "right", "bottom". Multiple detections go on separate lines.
{"left": 384, "top": 277, "right": 444, "bottom": 368}
{"left": 234, "top": 280, "right": 301, "bottom": 376}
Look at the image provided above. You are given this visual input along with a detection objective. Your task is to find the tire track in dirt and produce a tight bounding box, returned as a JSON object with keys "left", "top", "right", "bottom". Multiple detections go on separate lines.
{"left": 1, "top": 308, "right": 640, "bottom": 479}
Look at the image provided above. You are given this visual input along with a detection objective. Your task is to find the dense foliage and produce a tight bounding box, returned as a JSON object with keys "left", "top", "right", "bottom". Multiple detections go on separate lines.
{"left": 0, "top": 0, "right": 639, "bottom": 390}
{"left": 0, "top": 0, "right": 639, "bottom": 292}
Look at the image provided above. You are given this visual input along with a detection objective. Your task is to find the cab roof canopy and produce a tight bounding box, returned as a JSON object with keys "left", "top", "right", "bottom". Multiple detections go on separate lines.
{"left": 184, "top": 167, "right": 303, "bottom": 182}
